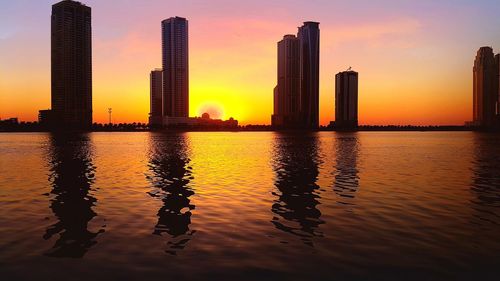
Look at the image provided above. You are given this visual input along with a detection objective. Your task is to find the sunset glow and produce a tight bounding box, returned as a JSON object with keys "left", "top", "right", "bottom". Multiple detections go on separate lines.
{"left": 1, "top": 0, "right": 500, "bottom": 125}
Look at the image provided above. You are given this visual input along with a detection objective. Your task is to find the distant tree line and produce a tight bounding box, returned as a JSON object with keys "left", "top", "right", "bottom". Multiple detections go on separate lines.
{"left": 0, "top": 120, "right": 482, "bottom": 132}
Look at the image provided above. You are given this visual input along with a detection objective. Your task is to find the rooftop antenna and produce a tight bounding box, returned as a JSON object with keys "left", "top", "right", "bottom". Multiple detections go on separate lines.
{"left": 347, "top": 66, "right": 352, "bottom": 71}
{"left": 108, "top": 108, "right": 112, "bottom": 124}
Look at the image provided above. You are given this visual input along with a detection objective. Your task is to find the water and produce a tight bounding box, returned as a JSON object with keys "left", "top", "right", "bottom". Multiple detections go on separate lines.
{"left": 0, "top": 132, "right": 499, "bottom": 280}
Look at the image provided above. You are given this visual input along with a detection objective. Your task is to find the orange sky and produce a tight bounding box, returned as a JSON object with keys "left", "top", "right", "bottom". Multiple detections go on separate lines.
{"left": 1, "top": 0, "right": 499, "bottom": 125}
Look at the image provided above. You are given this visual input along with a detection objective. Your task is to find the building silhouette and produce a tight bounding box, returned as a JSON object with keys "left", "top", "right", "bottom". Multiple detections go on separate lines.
{"left": 473, "top": 47, "right": 499, "bottom": 128}
{"left": 272, "top": 35, "right": 301, "bottom": 127}
{"left": 496, "top": 53, "right": 500, "bottom": 119}
{"left": 51, "top": 0, "right": 92, "bottom": 130}
{"left": 298, "top": 22, "right": 320, "bottom": 129}
{"left": 272, "top": 22, "right": 320, "bottom": 129}
{"left": 334, "top": 70, "right": 359, "bottom": 130}
{"left": 149, "top": 69, "right": 163, "bottom": 126}
{"left": 162, "top": 17, "right": 189, "bottom": 122}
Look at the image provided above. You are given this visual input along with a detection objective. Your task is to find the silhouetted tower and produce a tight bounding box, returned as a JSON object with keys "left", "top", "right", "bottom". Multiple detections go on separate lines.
{"left": 473, "top": 47, "right": 499, "bottom": 128}
{"left": 162, "top": 17, "right": 189, "bottom": 119}
{"left": 298, "top": 22, "right": 320, "bottom": 129}
{"left": 149, "top": 69, "right": 163, "bottom": 126}
{"left": 51, "top": 0, "right": 92, "bottom": 130}
{"left": 335, "top": 69, "right": 359, "bottom": 130}
{"left": 496, "top": 54, "right": 500, "bottom": 115}
{"left": 272, "top": 35, "right": 301, "bottom": 128}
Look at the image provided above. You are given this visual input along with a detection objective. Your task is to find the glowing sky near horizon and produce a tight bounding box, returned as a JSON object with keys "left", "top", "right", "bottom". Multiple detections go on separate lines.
{"left": 1, "top": 0, "right": 500, "bottom": 125}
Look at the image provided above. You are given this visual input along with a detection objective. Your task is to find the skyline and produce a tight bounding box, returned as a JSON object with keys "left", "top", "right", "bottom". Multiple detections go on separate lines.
{"left": 2, "top": 1, "right": 500, "bottom": 125}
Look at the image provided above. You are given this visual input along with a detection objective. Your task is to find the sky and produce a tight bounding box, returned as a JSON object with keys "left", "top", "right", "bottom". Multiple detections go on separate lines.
{"left": 1, "top": 0, "right": 500, "bottom": 125}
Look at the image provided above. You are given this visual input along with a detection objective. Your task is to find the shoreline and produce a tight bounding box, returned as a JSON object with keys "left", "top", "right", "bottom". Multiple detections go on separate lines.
{"left": 0, "top": 125, "right": 487, "bottom": 133}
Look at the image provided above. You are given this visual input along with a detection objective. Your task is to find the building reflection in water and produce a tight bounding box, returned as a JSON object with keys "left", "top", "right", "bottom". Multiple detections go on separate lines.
{"left": 146, "top": 133, "right": 196, "bottom": 255}
{"left": 271, "top": 132, "right": 324, "bottom": 246}
{"left": 471, "top": 133, "right": 500, "bottom": 227}
{"left": 333, "top": 134, "right": 360, "bottom": 205}
{"left": 43, "top": 133, "right": 104, "bottom": 258}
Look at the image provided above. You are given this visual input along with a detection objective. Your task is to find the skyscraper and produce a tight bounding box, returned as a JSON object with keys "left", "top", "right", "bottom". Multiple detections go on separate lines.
{"left": 496, "top": 54, "right": 500, "bottom": 115}
{"left": 473, "top": 47, "right": 499, "bottom": 128}
{"left": 51, "top": 0, "right": 92, "bottom": 130}
{"left": 272, "top": 35, "right": 301, "bottom": 128}
{"left": 272, "top": 22, "right": 320, "bottom": 129}
{"left": 149, "top": 69, "right": 163, "bottom": 126}
{"left": 335, "top": 70, "right": 359, "bottom": 130}
{"left": 162, "top": 17, "right": 189, "bottom": 120}
{"left": 298, "top": 22, "right": 320, "bottom": 129}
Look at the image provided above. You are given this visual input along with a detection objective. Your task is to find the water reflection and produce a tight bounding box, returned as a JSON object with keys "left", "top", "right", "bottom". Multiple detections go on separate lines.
{"left": 271, "top": 132, "right": 324, "bottom": 246}
{"left": 43, "top": 133, "right": 104, "bottom": 258}
{"left": 147, "top": 133, "right": 196, "bottom": 255}
{"left": 471, "top": 133, "right": 500, "bottom": 227}
{"left": 333, "top": 134, "right": 360, "bottom": 205}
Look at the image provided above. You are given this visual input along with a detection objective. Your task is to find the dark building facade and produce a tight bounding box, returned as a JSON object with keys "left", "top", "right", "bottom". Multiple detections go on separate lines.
{"left": 162, "top": 17, "right": 189, "bottom": 119}
{"left": 496, "top": 53, "right": 500, "bottom": 115}
{"left": 272, "top": 22, "right": 320, "bottom": 129}
{"left": 335, "top": 70, "right": 359, "bottom": 130}
{"left": 149, "top": 69, "right": 163, "bottom": 126}
{"left": 51, "top": 0, "right": 92, "bottom": 130}
{"left": 272, "top": 35, "right": 301, "bottom": 127}
{"left": 473, "top": 47, "right": 499, "bottom": 128}
{"left": 298, "top": 22, "right": 320, "bottom": 129}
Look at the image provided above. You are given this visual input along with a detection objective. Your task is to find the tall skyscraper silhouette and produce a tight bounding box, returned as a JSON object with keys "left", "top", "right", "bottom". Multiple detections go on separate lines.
{"left": 272, "top": 22, "right": 320, "bottom": 129}
{"left": 473, "top": 47, "right": 499, "bottom": 128}
{"left": 162, "top": 17, "right": 189, "bottom": 119}
{"left": 51, "top": 0, "right": 92, "bottom": 130}
{"left": 298, "top": 22, "right": 320, "bottom": 129}
{"left": 335, "top": 70, "right": 359, "bottom": 130}
{"left": 272, "top": 35, "right": 301, "bottom": 128}
{"left": 496, "top": 54, "right": 500, "bottom": 114}
{"left": 149, "top": 69, "right": 163, "bottom": 126}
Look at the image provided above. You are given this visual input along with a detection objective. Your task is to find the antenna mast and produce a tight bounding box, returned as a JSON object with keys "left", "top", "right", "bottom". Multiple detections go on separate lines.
{"left": 108, "top": 108, "right": 112, "bottom": 124}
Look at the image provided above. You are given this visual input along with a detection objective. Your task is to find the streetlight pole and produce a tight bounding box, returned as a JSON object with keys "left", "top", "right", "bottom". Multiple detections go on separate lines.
{"left": 108, "top": 108, "right": 112, "bottom": 125}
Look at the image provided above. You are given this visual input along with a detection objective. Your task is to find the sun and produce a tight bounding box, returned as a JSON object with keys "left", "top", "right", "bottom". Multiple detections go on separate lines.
{"left": 197, "top": 103, "right": 224, "bottom": 119}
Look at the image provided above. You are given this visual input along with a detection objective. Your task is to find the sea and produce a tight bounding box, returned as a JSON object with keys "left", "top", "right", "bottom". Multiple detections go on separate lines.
{"left": 0, "top": 132, "right": 499, "bottom": 280}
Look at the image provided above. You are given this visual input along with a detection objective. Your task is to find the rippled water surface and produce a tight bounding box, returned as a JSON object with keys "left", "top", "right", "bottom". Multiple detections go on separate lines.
{"left": 1, "top": 132, "right": 500, "bottom": 280}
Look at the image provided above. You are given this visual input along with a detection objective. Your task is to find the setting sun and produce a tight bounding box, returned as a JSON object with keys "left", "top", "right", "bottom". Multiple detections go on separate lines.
{"left": 196, "top": 102, "right": 224, "bottom": 119}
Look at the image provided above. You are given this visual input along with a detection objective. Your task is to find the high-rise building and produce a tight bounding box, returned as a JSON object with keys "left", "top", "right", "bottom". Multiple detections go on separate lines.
{"left": 162, "top": 17, "right": 189, "bottom": 120}
{"left": 496, "top": 54, "right": 500, "bottom": 115}
{"left": 51, "top": 0, "right": 92, "bottom": 130}
{"left": 473, "top": 47, "right": 499, "bottom": 128}
{"left": 272, "top": 35, "right": 301, "bottom": 128}
{"left": 298, "top": 22, "right": 320, "bottom": 129}
{"left": 149, "top": 69, "right": 163, "bottom": 126}
{"left": 335, "top": 70, "right": 359, "bottom": 130}
{"left": 271, "top": 22, "right": 320, "bottom": 129}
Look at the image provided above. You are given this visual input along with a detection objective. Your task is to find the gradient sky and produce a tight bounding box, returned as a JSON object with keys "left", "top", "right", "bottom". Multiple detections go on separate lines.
{"left": 1, "top": 0, "right": 500, "bottom": 125}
